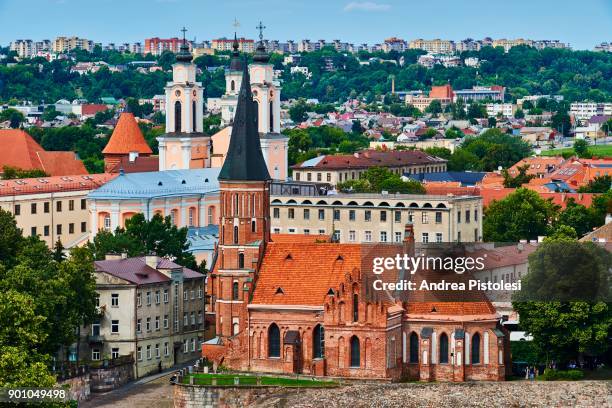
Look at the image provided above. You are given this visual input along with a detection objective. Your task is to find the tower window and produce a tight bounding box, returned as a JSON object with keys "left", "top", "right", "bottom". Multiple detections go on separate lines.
{"left": 174, "top": 101, "right": 182, "bottom": 132}
{"left": 350, "top": 336, "right": 360, "bottom": 367}
{"left": 192, "top": 100, "right": 197, "bottom": 132}
{"left": 233, "top": 226, "right": 238, "bottom": 244}
{"left": 231, "top": 80, "right": 235, "bottom": 91}
{"left": 269, "top": 100, "right": 274, "bottom": 131}
{"left": 313, "top": 324, "right": 325, "bottom": 359}
{"left": 232, "top": 281, "right": 239, "bottom": 300}
{"left": 238, "top": 253, "right": 244, "bottom": 269}
{"left": 352, "top": 293, "right": 359, "bottom": 322}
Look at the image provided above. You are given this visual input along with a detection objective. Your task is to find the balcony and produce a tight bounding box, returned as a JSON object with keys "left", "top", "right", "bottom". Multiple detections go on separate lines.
{"left": 87, "top": 334, "right": 105, "bottom": 343}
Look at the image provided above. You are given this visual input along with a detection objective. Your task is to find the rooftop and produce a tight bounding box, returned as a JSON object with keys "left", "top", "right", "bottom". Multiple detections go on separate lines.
{"left": 292, "top": 150, "right": 446, "bottom": 170}
{"left": 0, "top": 173, "right": 115, "bottom": 197}
{"left": 102, "top": 112, "right": 153, "bottom": 155}
{"left": 95, "top": 256, "right": 202, "bottom": 285}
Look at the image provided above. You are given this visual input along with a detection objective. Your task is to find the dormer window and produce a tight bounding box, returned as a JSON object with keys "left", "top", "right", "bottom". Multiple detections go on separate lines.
{"left": 275, "top": 287, "right": 284, "bottom": 295}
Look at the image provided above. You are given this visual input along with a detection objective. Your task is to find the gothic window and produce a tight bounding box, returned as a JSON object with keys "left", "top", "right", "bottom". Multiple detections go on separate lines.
{"left": 472, "top": 333, "right": 481, "bottom": 364}
{"left": 268, "top": 323, "right": 280, "bottom": 358}
{"left": 269, "top": 100, "right": 274, "bottom": 131}
{"left": 232, "top": 281, "right": 239, "bottom": 300}
{"left": 350, "top": 336, "right": 360, "bottom": 367}
{"left": 238, "top": 253, "right": 244, "bottom": 269}
{"left": 192, "top": 100, "right": 197, "bottom": 131}
{"left": 231, "top": 80, "right": 235, "bottom": 91}
{"left": 352, "top": 293, "right": 359, "bottom": 322}
{"left": 313, "top": 324, "right": 325, "bottom": 359}
{"left": 439, "top": 333, "right": 449, "bottom": 363}
{"left": 410, "top": 332, "right": 419, "bottom": 363}
{"left": 174, "top": 101, "right": 182, "bottom": 132}
{"left": 251, "top": 220, "right": 256, "bottom": 233}
{"left": 233, "top": 226, "right": 238, "bottom": 244}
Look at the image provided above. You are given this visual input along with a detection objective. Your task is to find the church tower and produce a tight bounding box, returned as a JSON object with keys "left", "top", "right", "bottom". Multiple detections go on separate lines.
{"left": 157, "top": 28, "right": 210, "bottom": 171}
{"left": 213, "top": 62, "right": 271, "bottom": 339}
{"left": 220, "top": 34, "right": 244, "bottom": 126}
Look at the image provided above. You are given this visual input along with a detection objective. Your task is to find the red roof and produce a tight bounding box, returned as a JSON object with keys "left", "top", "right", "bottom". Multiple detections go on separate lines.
{"left": 105, "top": 155, "right": 159, "bottom": 174}
{"left": 0, "top": 173, "right": 116, "bottom": 197}
{"left": 102, "top": 112, "right": 153, "bottom": 155}
{"left": 0, "top": 129, "right": 88, "bottom": 176}
{"left": 293, "top": 149, "right": 446, "bottom": 170}
{"left": 81, "top": 104, "right": 108, "bottom": 117}
{"left": 271, "top": 233, "right": 330, "bottom": 243}
{"left": 94, "top": 256, "right": 202, "bottom": 285}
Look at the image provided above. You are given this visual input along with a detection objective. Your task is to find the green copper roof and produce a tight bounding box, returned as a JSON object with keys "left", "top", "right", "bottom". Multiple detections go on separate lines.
{"left": 218, "top": 61, "right": 271, "bottom": 181}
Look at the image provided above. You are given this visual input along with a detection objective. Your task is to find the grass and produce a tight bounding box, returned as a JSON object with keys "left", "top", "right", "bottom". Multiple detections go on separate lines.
{"left": 183, "top": 372, "right": 339, "bottom": 387}
{"left": 541, "top": 144, "right": 612, "bottom": 157}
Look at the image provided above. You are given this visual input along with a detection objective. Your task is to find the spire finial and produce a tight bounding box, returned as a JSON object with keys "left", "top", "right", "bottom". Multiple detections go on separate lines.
{"left": 253, "top": 21, "right": 270, "bottom": 63}
{"left": 256, "top": 21, "right": 266, "bottom": 42}
{"left": 181, "top": 26, "right": 187, "bottom": 43}
{"left": 176, "top": 26, "right": 193, "bottom": 63}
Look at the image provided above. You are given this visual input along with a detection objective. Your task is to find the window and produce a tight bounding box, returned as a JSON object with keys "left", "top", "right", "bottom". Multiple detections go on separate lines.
{"left": 31, "top": 203, "right": 37, "bottom": 214}
{"left": 155, "top": 343, "right": 160, "bottom": 358}
{"left": 395, "top": 232, "right": 402, "bottom": 243}
{"left": 474, "top": 228, "right": 478, "bottom": 242}
{"left": 349, "top": 210, "right": 355, "bottom": 221}
{"left": 317, "top": 172, "right": 322, "bottom": 182}
{"left": 333, "top": 209, "right": 340, "bottom": 221}
{"left": 333, "top": 230, "right": 340, "bottom": 241}
{"left": 307, "top": 173, "right": 312, "bottom": 181}
{"left": 457, "top": 210, "right": 461, "bottom": 223}
{"left": 69, "top": 223, "right": 74, "bottom": 234}
{"left": 174, "top": 101, "right": 182, "bottom": 132}
{"left": 191, "top": 312, "right": 196, "bottom": 326}
{"left": 111, "top": 320, "right": 119, "bottom": 333}
{"left": 183, "top": 313, "right": 188, "bottom": 326}
{"left": 137, "top": 319, "right": 141, "bottom": 333}
{"left": 458, "top": 231, "right": 462, "bottom": 242}
{"left": 44, "top": 225, "right": 50, "bottom": 236}
{"left": 163, "top": 315, "right": 169, "bottom": 329}
{"left": 111, "top": 293, "right": 119, "bottom": 307}
{"left": 198, "top": 311, "right": 203, "bottom": 324}
{"left": 14, "top": 204, "right": 20, "bottom": 216}
{"left": 155, "top": 316, "right": 160, "bottom": 331}
{"left": 81, "top": 199, "right": 86, "bottom": 210}
{"left": 146, "top": 345, "right": 152, "bottom": 359}
{"left": 288, "top": 208, "right": 294, "bottom": 219}
{"left": 163, "top": 289, "right": 169, "bottom": 303}
{"left": 164, "top": 342, "right": 169, "bottom": 356}
{"left": 146, "top": 291, "right": 151, "bottom": 305}
{"left": 474, "top": 209, "right": 478, "bottom": 221}
{"left": 436, "top": 233, "right": 443, "bottom": 243}
{"left": 465, "top": 210, "right": 471, "bottom": 223}
{"left": 318, "top": 229, "right": 325, "bottom": 234}
{"left": 44, "top": 202, "right": 50, "bottom": 213}
{"left": 56, "top": 201, "right": 62, "bottom": 212}
{"left": 268, "top": 323, "right": 280, "bottom": 358}
{"left": 408, "top": 211, "right": 414, "bottom": 223}
{"left": 410, "top": 332, "right": 419, "bottom": 363}
{"left": 313, "top": 324, "right": 325, "bottom": 359}
{"left": 295, "top": 172, "right": 301, "bottom": 181}
{"left": 69, "top": 200, "right": 74, "bottom": 211}
{"left": 364, "top": 231, "right": 372, "bottom": 242}
{"left": 146, "top": 317, "right": 151, "bottom": 331}
{"left": 394, "top": 211, "right": 401, "bottom": 223}
{"left": 380, "top": 231, "right": 387, "bottom": 242}
{"left": 238, "top": 253, "right": 244, "bottom": 269}
{"left": 380, "top": 211, "right": 387, "bottom": 222}
{"left": 303, "top": 209, "right": 310, "bottom": 220}
{"left": 137, "top": 292, "right": 141, "bottom": 307}
{"left": 349, "top": 230, "right": 356, "bottom": 242}
{"left": 191, "top": 338, "right": 196, "bottom": 352}
{"left": 232, "top": 282, "right": 239, "bottom": 300}
{"left": 183, "top": 290, "right": 188, "bottom": 301}
{"left": 92, "top": 349, "right": 101, "bottom": 361}
{"left": 112, "top": 347, "right": 119, "bottom": 359}
{"left": 273, "top": 208, "right": 280, "bottom": 218}
{"left": 326, "top": 173, "right": 331, "bottom": 182}
{"left": 81, "top": 222, "right": 87, "bottom": 233}
{"left": 137, "top": 346, "right": 142, "bottom": 361}
{"left": 439, "top": 333, "right": 449, "bottom": 363}
{"left": 208, "top": 206, "right": 214, "bottom": 224}
{"left": 251, "top": 220, "right": 256, "bottom": 233}
{"left": 183, "top": 340, "right": 188, "bottom": 353}
{"left": 364, "top": 210, "right": 371, "bottom": 222}
{"left": 350, "top": 336, "right": 360, "bottom": 367}
{"left": 435, "top": 212, "right": 442, "bottom": 224}
{"left": 472, "top": 333, "right": 480, "bottom": 364}
{"left": 233, "top": 225, "right": 238, "bottom": 244}
{"left": 422, "top": 233, "right": 429, "bottom": 243}
{"left": 318, "top": 209, "right": 325, "bottom": 220}
{"left": 353, "top": 293, "right": 359, "bottom": 322}
{"left": 30, "top": 227, "right": 37, "bottom": 237}
{"left": 56, "top": 224, "right": 62, "bottom": 235}
{"left": 188, "top": 208, "right": 194, "bottom": 227}
{"left": 422, "top": 213, "right": 428, "bottom": 224}
{"left": 304, "top": 229, "right": 310, "bottom": 235}
{"left": 104, "top": 215, "right": 111, "bottom": 231}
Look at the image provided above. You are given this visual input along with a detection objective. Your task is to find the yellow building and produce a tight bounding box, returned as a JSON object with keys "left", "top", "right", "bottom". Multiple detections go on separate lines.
{"left": 409, "top": 38, "right": 455, "bottom": 54}
{"left": 52, "top": 36, "right": 94, "bottom": 53}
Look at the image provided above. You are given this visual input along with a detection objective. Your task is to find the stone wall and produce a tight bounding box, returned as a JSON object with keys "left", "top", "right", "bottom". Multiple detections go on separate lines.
{"left": 58, "top": 373, "right": 91, "bottom": 402}
{"left": 173, "top": 384, "right": 279, "bottom": 408}
{"left": 90, "top": 361, "right": 134, "bottom": 393}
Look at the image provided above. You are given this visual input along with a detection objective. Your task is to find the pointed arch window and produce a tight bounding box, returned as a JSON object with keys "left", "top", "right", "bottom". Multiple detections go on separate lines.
{"left": 238, "top": 253, "right": 244, "bottom": 269}
{"left": 192, "top": 100, "right": 197, "bottom": 131}
{"left": 350, "top": 336, "right": 360, "bottom": 367}
{"left": 409, "top": 332, "right": 419, "bottom": 363}
{"left": 174, "top": 101, "right": 182, "bottom": 132}
{"left": 231, "top": 80, "right": 235, "bottom": 91}
{"left": 439, "top": 333, "right": 449, "bottom": 364}
{"left": 232, "top": 281, "right": 239, "bottom": 300}
{"left": 472, "top": 333, "right": 481, "bottom": 364}
{"left": 268, "top": 323, "right": 280, "bottom": 358}
{"left": 313, "top": 324, "right": 325, "bottom": 359}
{"left": 352, "top": 293, "right": 359, "bottom": 322}
{"left": 269, "top": 100, "right": 274, "bottom": 131}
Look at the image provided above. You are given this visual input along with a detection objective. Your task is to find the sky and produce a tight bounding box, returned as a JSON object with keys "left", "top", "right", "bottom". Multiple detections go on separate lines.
{"left": 0, "top": 0, "right": 610, "bottom": 50}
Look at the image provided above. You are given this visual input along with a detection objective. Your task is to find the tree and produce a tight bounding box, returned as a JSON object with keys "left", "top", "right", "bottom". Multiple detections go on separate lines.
{"left": 487, "top": 116, "right": 497, "bottom": 128}
{"left": 502, "top": 164, "right": 535, "bottom": 188}
{"left": 514, "top": 108, "right": 525, "bottom": 119}
{"left": 444, "top": 127, "right": 463, "bottom": 140}
{"left": 52, "top": 238, "right": 65, "bottom": 262}
{"left": 512, "top": 240, "right": 611, "bottom": 364}
{"left": 337, "top": 166, "right": 425, "bottom": 194}
{"left": 288, "top": 100, "right": 309, "bottom": 123}
{"left": 351, "top": 120, "right": 364, "bottom": 134}
{"left": 0, "top": 108, "right": 25, "bottom": 128}
{"left": 1, "top": 166, "right": 48, "bottom": 180}
{"left": 555, "top": 199, "right": 599, "bottom": 237}
{"left": 41, "top": 105, "right": 61, "bottom": 121}
{"left": 88, "top": 213, "right": 197, "bottom": 269}
{"left": 573, "top": 139, "right": 591, "bottom": 158}
{"left": 483, "top": 188, "right": 559, "bottom": 242}
{"left": 425, "top": 100, "right": 442, "bottom": 116}
{"left": 467, "top": 102, "right": 487, "bottom": 120}
{"left": 577, "top": 175, "right": 611, "bottom": 193}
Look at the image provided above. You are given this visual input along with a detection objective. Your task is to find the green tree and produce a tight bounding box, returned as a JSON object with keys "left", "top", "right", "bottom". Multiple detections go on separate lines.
{"left": 577, "top": 175, "right": 611, "bottom": 193}
{"left": 0, "top": 108, "right": 25, "bottom": 128}
{"left": 337, "top": 166, "right": 425, "bottom": 194}
{"left": 483, "top": 188, "right": 559, "bottom": 242}
{"left": 502, "top": 164, "right": 535, "bottom": 188}
{"left": 556, "top": 199, "right": 599, "bottom": 237}
{"left": 1, "top": 166, "right": 48, "bottom": 180}
{"left": 289, "top": 100, "right": 309, "bottom": 123}
{"left": 573, "top": 139, "right": 591, "bottom": 158}
{"left": 514, "top": 108, "right": 525, "bottom": 119}
{"left": 425, "top": 100, "right": 442, "bottom": 116}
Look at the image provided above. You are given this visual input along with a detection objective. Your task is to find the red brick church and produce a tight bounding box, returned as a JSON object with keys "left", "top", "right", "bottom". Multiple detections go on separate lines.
{"left": 203, "top": 62, "right": 510, "bottom": 381}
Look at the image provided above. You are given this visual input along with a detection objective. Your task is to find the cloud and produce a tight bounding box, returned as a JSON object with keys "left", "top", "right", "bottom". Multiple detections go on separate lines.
{"left": 343, "top": 1, "right": 391, "bottom": 12}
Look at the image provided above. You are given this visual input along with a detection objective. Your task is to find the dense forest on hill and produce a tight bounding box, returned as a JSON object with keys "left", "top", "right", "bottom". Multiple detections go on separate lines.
{"left": 0, "top": 45, "right": 611, "bottom": 104}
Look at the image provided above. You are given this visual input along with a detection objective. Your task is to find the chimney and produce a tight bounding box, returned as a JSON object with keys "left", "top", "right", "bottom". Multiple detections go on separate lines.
{"left": 105, "top": 253, "right": 122, "bottom": 261}
{"left": 121, "top": 252, "right": 128, "bottom": 259}
{"left": 145, "top": 254, "right": 158, "bottom": 269}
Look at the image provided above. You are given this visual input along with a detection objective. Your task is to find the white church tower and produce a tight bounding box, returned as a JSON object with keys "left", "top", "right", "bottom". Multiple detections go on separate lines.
{"left": 220, "top": 34, "right": 244, "bottom": 126}
{"left": 158, "top": 28, "right": 210, "bottom": 171}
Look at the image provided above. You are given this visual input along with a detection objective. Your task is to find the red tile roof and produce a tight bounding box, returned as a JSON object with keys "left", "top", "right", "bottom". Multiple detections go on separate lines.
{"left": 102, "top": 112, "right": 153, "bottom": 155}
{"left": 0, "top": 173, "right": 116, "bottom": 197}
{"left": 271, "top": 233, "right": 330, "bottom": 243}
{"left": 0, "top": 129, "right": 88, "bottom": 176}
{"left": 81, "top": 104, "right": 108, "bottom": 117}
{"left": 292, "top": 149, "right": 446, "bottom": 170}
{"left": 105, "top": 155, "right": 159, "bottom": 174}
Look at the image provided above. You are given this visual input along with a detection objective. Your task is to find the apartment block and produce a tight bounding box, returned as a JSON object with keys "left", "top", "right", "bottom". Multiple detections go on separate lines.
{"left": 52, "top": 36, "right": 94, "bottom": 53}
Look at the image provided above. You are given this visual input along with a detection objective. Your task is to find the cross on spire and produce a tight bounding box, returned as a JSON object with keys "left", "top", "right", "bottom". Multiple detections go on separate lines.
{"left": 181, "top": 26, "right": 188, "bottom": 43}
{"left": 256, "top": 21, "right": 266, "bottom": 41}
{"left": 233, "top": 18, "right": 240, "bottom": 30}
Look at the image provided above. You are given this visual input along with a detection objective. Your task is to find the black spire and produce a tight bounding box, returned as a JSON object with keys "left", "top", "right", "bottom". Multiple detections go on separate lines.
{"left": 253, "top": 21, "right": 270, "bottom": 63}
{"left": 229, "top": 32, "right": 243, "bottom": 71}
{"left": 176, "top": 26, "right": 193, "bottom": 63}
{"left": 218, "top": 61, "right": 270, "bottom": 181}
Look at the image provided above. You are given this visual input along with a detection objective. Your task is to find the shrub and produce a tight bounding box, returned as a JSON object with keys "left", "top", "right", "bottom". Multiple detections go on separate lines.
{"left": 542, "top": 368, "right": 584, "bottom": 381}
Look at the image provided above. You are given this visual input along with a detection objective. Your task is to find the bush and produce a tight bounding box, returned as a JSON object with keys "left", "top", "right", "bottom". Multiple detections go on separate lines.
{"left": 542, "top": 368, "right": 584, "bottom": 381}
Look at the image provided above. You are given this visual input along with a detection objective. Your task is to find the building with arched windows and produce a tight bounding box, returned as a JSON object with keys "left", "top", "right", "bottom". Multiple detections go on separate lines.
{"left": 202, "top": 63, "right": 510, "bottom": 382}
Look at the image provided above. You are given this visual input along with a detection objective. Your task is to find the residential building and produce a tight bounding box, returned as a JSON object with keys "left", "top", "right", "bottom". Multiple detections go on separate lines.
{"left": 0, "top": 129, "right": 88, "bottom": 176}
{"left": 405, "top": 85, "right": 454, "bottom": 112}
{"left": 0, "top": 173, "right": 115, "bottom": 248}
{"left": 486, "top": 103, "right": 515, "bottom": 118}
{"left": 594, "top": 42, "right": 612, "bottom": 53}
{"left": 211, "top": 37, "right": 255, "bottom": 53}
{"left": 144, "top": 37, "right": 185, "bottom": 56}
{"left": 10, "top": 39, "right": 51, "bottom": 58}
{"left": 80, "top": 255, "right": 206, "bottom": 378}
{"left": 507, "top": 156, "right": 565, "bottom": 178}
{"left": 52, "top": 36, "right": 94, "bottom": 53}
{"left": 291, "top": 150, "right": 447, "bottom": 186}
{"left": 570, "top": 102, "right": 612, "bottom": 121}
{"left": 131, "top": 42, "right": 143, "bottom": 54}
{"left": 382, "top": 37, "right": 407, "bottom": 52}
{"left": 409, "top": 39, "right": 455, "bottom": 54}
{"left": 453, "top": 86, "right": 505, "bottom": 102}
{"left": 203, "top": 68, "right": 508, "bottom": 381}
{"left": 270, "top": 184, "right": 483, "bottom": 243}
{"left": 491, "top": 38, "right": 532, "bottom": 52}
